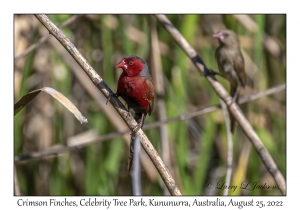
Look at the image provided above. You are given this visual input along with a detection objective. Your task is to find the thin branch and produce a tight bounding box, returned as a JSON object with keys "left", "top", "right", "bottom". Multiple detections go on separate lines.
{"left": 14, "top": 164, "right": 21, "bottom": 196}
{"left": 154, "top": 14, "right": 286, "bottom": 195}
{"left": 15, "top": 83, "right": 285, "bottom": 162}
{"left": 239, "top": 83, "right": 285, "bottom": 104}
{"left": 150, "top": 16, "right": 172, "bottom": 195}
{"left": 34, "top": 14, "right": 181, "bottom": 196}
{"left": 220, "top": 99, "right": 233, "bottom": 196}
{"left": 14, "top": 15, "right": 83, "bottom": 62}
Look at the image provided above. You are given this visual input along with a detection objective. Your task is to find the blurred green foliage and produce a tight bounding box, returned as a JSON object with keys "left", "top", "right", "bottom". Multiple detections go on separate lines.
{"left": 14, "top": 14, "right": 286, "bottom": 195}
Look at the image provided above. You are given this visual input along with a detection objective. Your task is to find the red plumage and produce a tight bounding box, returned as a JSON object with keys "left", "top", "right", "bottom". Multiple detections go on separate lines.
{"left": 117, "top": 73, "right": 153, "bottom": 116}
{"left": 116, "top": 55, "right": 154, "bottom": 172}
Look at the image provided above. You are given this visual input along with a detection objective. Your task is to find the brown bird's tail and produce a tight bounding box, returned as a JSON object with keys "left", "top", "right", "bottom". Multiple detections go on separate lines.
{"left": 230, "top": 85, "right": 239, "bottom": 133}
{"left": 230, "top": 113, "right": 236, "bottom": 133}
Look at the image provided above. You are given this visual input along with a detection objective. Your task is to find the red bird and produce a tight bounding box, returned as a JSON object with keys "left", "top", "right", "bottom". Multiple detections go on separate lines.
{"left": 116, "top": 55, "right": 154, "bottom": 172}
{"left": 213, "top": 29, "right": 247, "bottom": 133}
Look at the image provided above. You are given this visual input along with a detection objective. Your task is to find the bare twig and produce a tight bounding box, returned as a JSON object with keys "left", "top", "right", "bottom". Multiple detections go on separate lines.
{"left": 34, "top": 14, "right": 181, "bottom": 196}
{"left": 14, "top": 164, "right": 21, "bottom": 196}
{"left": 155, "top": 14, "right": 286, "bottom": 195}
{"left": 15, "top": 15, "right": 83, "bottom": 62}
{"left": 150, "top": 17, "right": 172, "bottom": 195}
{"left": 220, "top": 99, "right": 233, "bottom": 196}
{"left": 15, "top": 83, "right": 285, "bottom": 162}
{"left": 239, "top": 83, "right": 285, "bottom": 104}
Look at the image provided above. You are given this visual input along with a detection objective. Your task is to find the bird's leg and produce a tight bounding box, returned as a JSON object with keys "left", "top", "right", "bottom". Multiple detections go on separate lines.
{"left": 132, "top": 113, "right": 145, "bottom": 133}
{"left": 106, "top": 93, "right": 119, "bottom": 105}
{"left": 208, "top": 68, "right": 226, "bottom": 78}
{"left": 125, "top": 104, "right": 132, "bottom": 120}
{"left": 232, "top": 85, "right": 241, "bottom": 104}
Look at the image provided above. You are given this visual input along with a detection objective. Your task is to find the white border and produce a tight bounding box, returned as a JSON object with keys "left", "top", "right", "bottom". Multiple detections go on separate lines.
{"left": 3, "top": 0, "right": 296, "bottom": 208}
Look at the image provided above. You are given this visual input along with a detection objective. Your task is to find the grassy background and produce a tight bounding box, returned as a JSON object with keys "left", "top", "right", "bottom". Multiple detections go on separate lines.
{"left": 14, "top": 14, "right": 286, "bottom": 195}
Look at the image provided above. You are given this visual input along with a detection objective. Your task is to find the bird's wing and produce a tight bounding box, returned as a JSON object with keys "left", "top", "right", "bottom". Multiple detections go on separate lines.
{"left": 146, "top": 79, "right": 154, "bottom": 116}
{"left": 215, "top": 46, "right": 228, "bottom": 77}
{"left": 234, "top": 53, "right": 247, "bottom": 87}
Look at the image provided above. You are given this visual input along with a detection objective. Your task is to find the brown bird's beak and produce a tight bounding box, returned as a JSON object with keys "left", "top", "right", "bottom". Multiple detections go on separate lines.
{"left": 213, "top": 31, "right": 224, "bottom": 41}
{"left": 116, "top": 59, "right": 127, "bottom": 69}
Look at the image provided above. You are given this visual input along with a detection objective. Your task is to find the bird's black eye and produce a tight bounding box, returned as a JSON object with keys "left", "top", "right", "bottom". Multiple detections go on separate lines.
{"left": 129, "top": 61, "right": 134, "bottom": 65}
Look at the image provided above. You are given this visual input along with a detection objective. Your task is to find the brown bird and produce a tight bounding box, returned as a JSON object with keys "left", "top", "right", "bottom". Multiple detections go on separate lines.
{"left": 213, "top": 29, "right": 246, "bottom": 133}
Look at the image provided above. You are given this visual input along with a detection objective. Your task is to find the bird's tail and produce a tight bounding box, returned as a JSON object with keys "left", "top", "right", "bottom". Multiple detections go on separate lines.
{"left": 127, "top": 113, "right": 145, "bottom": 173}
{"left": 127, "top": 133, "right": 136, "bottom": 172}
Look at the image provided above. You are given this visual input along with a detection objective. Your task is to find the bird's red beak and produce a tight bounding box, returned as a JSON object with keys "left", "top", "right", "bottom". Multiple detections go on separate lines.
{"left": 116, "top": 59, "right": 127, "bottom": 69}
{"left": 213, "top": 31, "right": 224, "bottom": 41}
